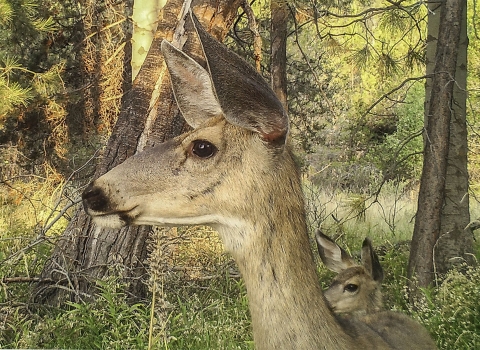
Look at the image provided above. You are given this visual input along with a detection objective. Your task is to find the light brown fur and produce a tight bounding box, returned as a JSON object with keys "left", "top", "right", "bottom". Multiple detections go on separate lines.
{"left": 316, "top": 231, "right": 384, "bottom": 315}
{"left": 82, "top": 12, "right": 437, "bottom": 350}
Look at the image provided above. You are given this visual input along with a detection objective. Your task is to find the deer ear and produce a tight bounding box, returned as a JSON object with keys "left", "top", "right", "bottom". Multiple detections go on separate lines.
{"left": 361, "top": 238, "right": 384, "bottom": 283}
{"left": 189, "top": 13, "right": 289, "bottom": 144}
{"left": 315, "top": 231, "right": 356, "bottom": 273}
{"left": 161, "top": 40, "right": 223, "bottom": 128}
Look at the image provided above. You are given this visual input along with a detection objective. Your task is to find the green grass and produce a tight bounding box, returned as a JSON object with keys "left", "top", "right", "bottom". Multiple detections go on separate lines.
{"left": 1, "top": 181, "right": 480, "bottom": 349}
{"left": 411, "top": 266, "right": 480, "bottom": 349}
{"left": 166, "top": 276, "right": 252, "bottom": 349}
{"left": 2, "top": 278, "right": 152, "bottom": 349}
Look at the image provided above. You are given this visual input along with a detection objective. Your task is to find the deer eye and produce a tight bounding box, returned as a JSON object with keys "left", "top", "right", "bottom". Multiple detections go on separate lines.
{"left": 344, "top": 284, "right": 358, "bottom": 293}
{"left": 191, "top": 140, "right": 217, "bottom": 159}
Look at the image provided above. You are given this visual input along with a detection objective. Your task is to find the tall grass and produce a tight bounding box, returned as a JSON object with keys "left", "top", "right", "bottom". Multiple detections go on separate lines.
{"left": 1, "top": 179, "right": 480, "bottom": 349}
{"left": 304, "top": 180, "right": 419, "bottom": 245}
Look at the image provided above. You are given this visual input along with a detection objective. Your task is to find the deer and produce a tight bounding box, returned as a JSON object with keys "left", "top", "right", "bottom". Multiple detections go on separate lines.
{"left": 82, "top": 11, "right": 437, "bottom": 350}
{"left": 316, "top": 230, "right": 384, "bottom": 315}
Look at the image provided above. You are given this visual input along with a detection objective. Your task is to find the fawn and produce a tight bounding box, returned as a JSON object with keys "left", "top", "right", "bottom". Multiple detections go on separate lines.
{"left": 316, "top": 230, "right": 384, "bottom": 315}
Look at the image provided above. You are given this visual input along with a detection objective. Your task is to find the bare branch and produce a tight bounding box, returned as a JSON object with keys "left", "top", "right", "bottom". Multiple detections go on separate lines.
{"left": 362, "top": 75, "right": 431, "bottom": 118}
{"left": 242, "top": 0, "right": 262, "bottom": 72}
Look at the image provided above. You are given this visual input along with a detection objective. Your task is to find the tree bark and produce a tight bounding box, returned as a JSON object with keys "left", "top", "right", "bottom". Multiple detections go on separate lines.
{"left": 131, "top": 0, "right": 166, "bottom": 81}
{"left": 408, "top": 0, "right": 468, "bottom": 292}
{"left": 270, "top": 0, "right": 288, "bottom": 110}
{"left": 435, "top": 1, "right": 474, "bottom": 275}
{"left": 79, "top": 0, "right": 133, "bottom": 137}
{"left": 35, "top": 0, "right": 243, "bottom": 305}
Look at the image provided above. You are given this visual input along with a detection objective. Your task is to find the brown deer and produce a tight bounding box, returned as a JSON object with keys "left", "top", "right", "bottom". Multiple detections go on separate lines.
{"left": 82, "top": 11, "right": 437, "bottom": 350}
{"left": 316, "top": 230, "right": 384, "bottom": 315}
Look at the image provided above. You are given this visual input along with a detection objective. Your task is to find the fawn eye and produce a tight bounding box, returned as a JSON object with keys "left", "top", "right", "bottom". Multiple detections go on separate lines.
{"left": 344, "top": 284, "right": 358, "bottom": 293}
{"left": 191, "top": 140, "right": 217, "bottom": 159}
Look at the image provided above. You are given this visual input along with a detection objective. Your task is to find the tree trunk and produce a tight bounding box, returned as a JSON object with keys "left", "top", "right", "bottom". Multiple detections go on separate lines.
{"left": 80, "top": 0, "right": 133, "bottom": 137}
{"left": 35, "top": 0, "right": 243, "bottom": 306}
{"left": 435, "top": 2, "right": 474, "bottom": 275}
{"left": 131, "top": 0, "right": 166, "bottom": 81}
{"left": 407, "top": 0, "right": 467, "bottom": 292}
{"left": 270, "top": 0, "right": 288, "bottom": 110}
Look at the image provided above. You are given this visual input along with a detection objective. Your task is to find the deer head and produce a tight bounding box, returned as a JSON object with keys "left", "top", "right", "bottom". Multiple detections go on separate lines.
{"left": 316, "top": 230, "right": 384, "bottom": 315}
{"left": 82, "top": 11, "right": 436, "bottom": 350}
{"left": 82, "top": 13, "right": 290, "bottom": 233}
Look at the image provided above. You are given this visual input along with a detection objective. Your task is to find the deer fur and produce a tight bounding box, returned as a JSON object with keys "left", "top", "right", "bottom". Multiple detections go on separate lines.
{"left": 316, "top": 230, "right": 384, "bottom": 315}
{"left": 82, "top": 11, "right": 437, "bottom": 350}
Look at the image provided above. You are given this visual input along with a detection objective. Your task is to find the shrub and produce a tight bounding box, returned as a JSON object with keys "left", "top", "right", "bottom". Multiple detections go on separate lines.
{"left": 14, "top": 278, "right": 151, "bottom": 349}
{"left": 410, "top": 266, "right": 480, "bottom": 349}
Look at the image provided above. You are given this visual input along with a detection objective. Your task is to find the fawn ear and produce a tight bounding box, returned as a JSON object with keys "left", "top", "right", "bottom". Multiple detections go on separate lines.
{"left": 161, "top": 40, "right": 223, "bottom": 128}
{"left": 316, "top": 230, "right": 356, "bottom": 273}
{"left": 189, "top": 12, "right": 289, "bottom": 144}
{"left": 361, "top": 237, "right": 384, "bottom": 283}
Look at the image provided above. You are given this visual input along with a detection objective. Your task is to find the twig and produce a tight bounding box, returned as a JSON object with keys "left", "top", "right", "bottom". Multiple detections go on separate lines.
{"left": 362, "top": 75, "right": 431, "bottom": 118}
{"left": 242, "top": 0, "right": 262, "bottom": 72}
{"left": 2, "top": 277, "right": 50, "bottom": 283}
{"left": 39, "top": 148, "right": 101, "bottom": 238}
{"left": 289, "top": 4, "right": 335, "bottom": 115}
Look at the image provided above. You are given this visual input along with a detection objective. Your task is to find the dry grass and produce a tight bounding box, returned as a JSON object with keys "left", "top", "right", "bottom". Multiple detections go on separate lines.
{"left": 1, "top": 175, "right": 479, "bottom": 349}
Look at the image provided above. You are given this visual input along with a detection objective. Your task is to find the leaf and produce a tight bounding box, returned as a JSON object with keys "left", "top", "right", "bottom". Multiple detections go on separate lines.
{"left": 0, "top": 0, "right": 13, "bottom": 25}
{"left": 379, "top": 9, "right": 408, "bottom": 33}
{"left": 349, "top": 45, "right": 371, "bottom": 70}
{"left": 0, "top": 55, "right": 23, "bottom": 77}
{"left": 0, "top": 78, "right": 33, "bottom": 117}
{"left": 378, "top": 52, "right": 399, "bottom": 75}
{"left": 31, "top": 61, "right": 65, "bottom": 97}
{"left": 31, "top": 16, "right": 57, "bottom": 32}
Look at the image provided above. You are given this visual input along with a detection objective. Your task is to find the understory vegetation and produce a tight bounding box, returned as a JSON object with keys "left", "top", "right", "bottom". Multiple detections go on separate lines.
{"left": 1, "top": 179, "right": 479, "bottom": 349}
{"left": 2, "top": 0, "right": 480, "bottom": 348}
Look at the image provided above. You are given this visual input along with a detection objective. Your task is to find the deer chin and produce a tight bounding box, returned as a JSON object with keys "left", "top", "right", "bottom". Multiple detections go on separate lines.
{"left": 125, "top": 213, "right": 248, "bottom": 230}
{"left": 89, "top": 214, "right": 129, "bottom": 229}
{"left": 86, "top": 206, "right": 139, "bottom": 228}
{"left": 89, "top": 207, "right": 244, "bottom": 230}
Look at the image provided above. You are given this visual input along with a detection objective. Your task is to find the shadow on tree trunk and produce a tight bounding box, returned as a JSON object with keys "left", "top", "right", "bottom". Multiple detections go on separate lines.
{"left": 34, "top": 0, "right": 244, "bottom": 306}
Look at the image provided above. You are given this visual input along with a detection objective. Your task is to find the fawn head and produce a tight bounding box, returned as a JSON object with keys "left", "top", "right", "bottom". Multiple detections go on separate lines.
{"left": 316, "top": 231, "right": 384, "bottom": 315}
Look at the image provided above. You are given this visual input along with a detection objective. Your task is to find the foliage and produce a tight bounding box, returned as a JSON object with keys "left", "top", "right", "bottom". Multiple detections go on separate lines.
{"left": 166, "top": 276, "right": 252, "bottom": 349}
{"left": 1, "top": 181, "right": 480, "bottom": 349}
{"left": 365, "top": 82, "right": 424, "bottom": 181}
{"left": 268, "top": 0, "right": 430, "bottom": 194}
{"left": 0, "top": 145, "right": 95, "bottom": 317}
{"left": 289, "top": 0, "right": 427, "bottom": 152}
{"left": 0, "top": 164, "right": 71, "bottom": 301}
{"left": 410, "top": 266, "right": 480, "bottom": 349}
{"left": 0, "top": 0, "right": 83, "bottom": 168}
{"left": 287, "top": 26, "right": 340, "bottom": 153}
{"left": 3, "top": 278, "right": 152, "bottom": 349}
{"left": 0, "top": 0, "right": 62, "bottom": 116}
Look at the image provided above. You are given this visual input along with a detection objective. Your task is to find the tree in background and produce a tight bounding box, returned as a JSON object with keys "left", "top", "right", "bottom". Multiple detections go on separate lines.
{"left": 0, "top": 0, "right": 476, "bottom": 308}
{"left": 270, "top": 0, "right": 288, "bottom": 109}
{"left": 79, "top": 0, "right": 133, "bottom": 135}
{"left": 285, "top": 0, "right": 428, "bottom": 187}
{"left": 35, "top": 0, "right": 244, "bottom": 305}
{"left": 432, "top": 0, "right": 474, "bottom": 276}
{"left": 0, "top": 0, "right": 78, "bottom": 167}
{"left": 131, "top": 0, "right": 167, "bottom": 80}
{"left": 408, "top": 0, "right": 471, "bottom": 291}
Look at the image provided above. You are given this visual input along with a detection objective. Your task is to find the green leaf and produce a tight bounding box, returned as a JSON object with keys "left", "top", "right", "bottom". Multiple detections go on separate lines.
{"left": 0, "top": 0, "right": 13, "bottom": 25}
{"left": 0, "top": 78, "right": 33, "bottom": 116}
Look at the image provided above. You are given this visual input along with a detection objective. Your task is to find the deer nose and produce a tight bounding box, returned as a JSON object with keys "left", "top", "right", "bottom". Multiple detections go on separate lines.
{"left": 82, "top": 183, "right": 110, "bottom": 213}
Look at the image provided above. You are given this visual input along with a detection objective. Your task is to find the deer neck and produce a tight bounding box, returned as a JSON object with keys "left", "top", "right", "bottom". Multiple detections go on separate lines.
{"left": 216, "top": 151, "right": 354, "bottom": 350}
